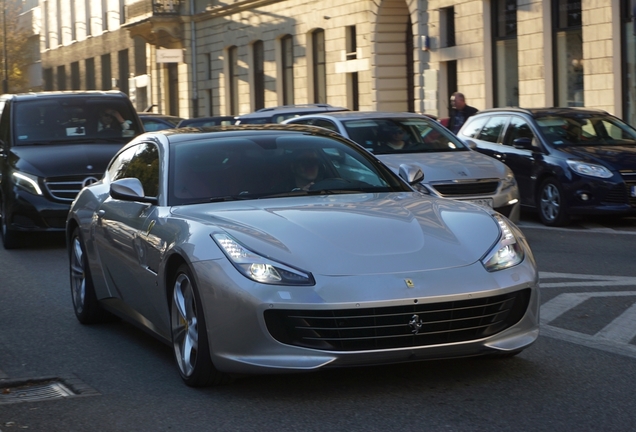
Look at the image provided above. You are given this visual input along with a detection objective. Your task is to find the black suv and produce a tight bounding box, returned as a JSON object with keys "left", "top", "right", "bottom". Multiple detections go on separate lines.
{"left": 457, "top": 107, "right": 636, "bottom": 226}
{"left": 0, "top": 91, "right": 143, "bottom": 248}
{"left": 235, "top": 104, "right": 349, "bottom": 124}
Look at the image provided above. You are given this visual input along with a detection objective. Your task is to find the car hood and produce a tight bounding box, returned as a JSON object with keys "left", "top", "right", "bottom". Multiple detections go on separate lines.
{"left": 560, "top": 144, "right": 636, "bottom": 171}
{"left": 11, "top": 143, "right": 124, "bottom": 178}
{"left": 173, "top": 193, "right": 500, "bottom": 276}
{"left": 375, "top": 150, "right": 506, "bottom": 183}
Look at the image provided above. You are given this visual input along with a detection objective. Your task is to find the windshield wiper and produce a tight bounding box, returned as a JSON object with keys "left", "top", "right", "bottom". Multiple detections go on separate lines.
{"left": 209, "top": 194, "right": 256, "bottom": 202}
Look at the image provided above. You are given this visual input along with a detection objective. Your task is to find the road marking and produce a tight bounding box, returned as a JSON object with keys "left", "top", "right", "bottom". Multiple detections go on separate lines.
{"left": 540, "top": 289, "right": 636, "bottom": 359}
{"left": 540, "top": 271, "right": 636, "bottom": 288}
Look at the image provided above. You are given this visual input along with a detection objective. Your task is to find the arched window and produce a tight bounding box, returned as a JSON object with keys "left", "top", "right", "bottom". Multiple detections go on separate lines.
{"left": 281, "top": 35, "right": 294, "bottom": 105}
{"left": 311, "top": 29, "right": 327, "bottom": 103}
{"left": 253, "top": 40, "right": 265, "bottom": 110}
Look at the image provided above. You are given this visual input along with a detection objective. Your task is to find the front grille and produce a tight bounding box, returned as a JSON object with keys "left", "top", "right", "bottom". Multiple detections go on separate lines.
{"left": 602, "top": 184, "right": 628, "bottom": 205}
{"left": 44, "top": 175, "right": 94, "bottom": 201}
{"left": 264, "top": 289, "right": 531, "bottom": 351}
{"left": 620, "top": 171, "right": 636, "bottom": 207}
{"left": 432, "top": 180, "right": 499, "bottom": 197}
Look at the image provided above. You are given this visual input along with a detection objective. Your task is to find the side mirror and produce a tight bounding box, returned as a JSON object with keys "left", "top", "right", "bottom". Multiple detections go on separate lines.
{"left": 463, "top": 139, "right": 478, "bottom": 149}
{"left": 512, "top": 137, "right": 533, "bottom": 150}
{"left": 110, "top": 178, "right": 157, "bottom": 204}
{"left": 398, "top": 164, "right": 425, "bottom": 185}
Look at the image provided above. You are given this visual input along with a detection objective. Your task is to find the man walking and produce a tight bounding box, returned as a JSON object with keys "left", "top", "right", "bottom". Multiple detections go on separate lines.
{"left": 448, "top": 92, "right": 478, "bottom": 134}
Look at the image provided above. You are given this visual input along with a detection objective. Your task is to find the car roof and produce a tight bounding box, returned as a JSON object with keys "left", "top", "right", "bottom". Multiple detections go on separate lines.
{"left": 1, "top": 90, "right": 130, "bottom": 101}
{"left": 152, "top": 123, "right": 345, "bottom": 144}
{"left": 474, "top": 107, "right": 611, "bottom": 118}
{"left": 286, "top": 111, "right": 438, "bottom": 121}
{"left": 236, "top": 104, "right": 349, "bottom": 119}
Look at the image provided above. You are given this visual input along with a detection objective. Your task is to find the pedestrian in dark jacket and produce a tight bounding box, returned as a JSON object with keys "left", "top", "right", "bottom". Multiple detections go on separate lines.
{"left": 448, "top": 92, "right": 478, "bottom": 134}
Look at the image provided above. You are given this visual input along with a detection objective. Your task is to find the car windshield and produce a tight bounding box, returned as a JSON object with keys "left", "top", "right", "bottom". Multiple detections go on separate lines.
{"left": 14, "top": 99, "right": 141, "bottom": 145}
{"left": 169, "top": 132, "right": 411, "bottom": 205}
{"left": 536, "top": 114, "right": 636, "bottom": 146}
{"left": 341, "top": 118, "right": 469, "bottom": 154}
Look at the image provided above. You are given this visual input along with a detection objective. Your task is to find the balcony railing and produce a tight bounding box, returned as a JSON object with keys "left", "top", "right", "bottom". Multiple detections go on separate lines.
{"left": 153, "top": 0, "right": 182, "bottom": 15}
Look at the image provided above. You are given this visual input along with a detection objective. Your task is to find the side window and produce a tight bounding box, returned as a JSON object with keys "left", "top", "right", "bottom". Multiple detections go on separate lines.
{"left": 0, "top": 100, "right": 11, "bottom": 145}
{"left": 107, "top": 143, "right": 160, "bottom": 197}
{"left": 477, "top": 116, "right": 509, "bottom": 143}
{"left": 506, "top": 117, "right": 535, "bottom": 146}
{"left": 460, "top": 116, "right": 488, "bottom": 139}
{"left": 312, "top": 119, "right": 338, "bottom": 131}
{"left": 288, "top": 118, "right": 312, "bottom": 125}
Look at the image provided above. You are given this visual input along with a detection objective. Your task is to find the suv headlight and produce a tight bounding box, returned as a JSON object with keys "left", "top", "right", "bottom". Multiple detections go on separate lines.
{"left": 13, "top": 172, "right": 43, "bottom": 195}
{"left": 566, "top": 160, "right": 613, "bottom": 179}
{"left": 481, "top": 214, "right": 525, "bottom": 272}
{"left": 212, "top": 233, "right": 315, "bottom": 285}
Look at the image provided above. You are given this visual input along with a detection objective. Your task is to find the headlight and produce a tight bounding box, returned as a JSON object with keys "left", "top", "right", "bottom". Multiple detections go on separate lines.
{"left": 481, "top": 214, "right": 525, "bottom": 272}
{"left": 212, "top": 233, "right": 314, "bottom": 285}
{"left": 501, "top": 168, "right": 517, "bottom": 191}
{"left": 13, "top": 172, "right": 43, "bottom": 195}
{"left": 566, "top": 160, "right": 613, "bottom": 178}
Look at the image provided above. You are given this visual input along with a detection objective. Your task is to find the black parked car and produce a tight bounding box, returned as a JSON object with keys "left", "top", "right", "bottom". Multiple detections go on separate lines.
{"left": 0, "top": 91, "right": 143, "bottom": 248}
{"left": 457, "top": 107, "right": 636, "bottom": 226}
{"left": 235, "top": 104, "right": 349, "bottom": 124}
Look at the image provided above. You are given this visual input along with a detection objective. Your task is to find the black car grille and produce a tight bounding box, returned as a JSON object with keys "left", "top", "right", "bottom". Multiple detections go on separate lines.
{"left": 264, "top": 289, "right": 531, "bottom": 351}
{"left": 44, "top": 175, "right": 97, "bottom": 201}
{"left": 621, "top": 171, "right": 636, "bottom": 207}
{"left": 431, "top": 181, "right": 499, "bottom": 197}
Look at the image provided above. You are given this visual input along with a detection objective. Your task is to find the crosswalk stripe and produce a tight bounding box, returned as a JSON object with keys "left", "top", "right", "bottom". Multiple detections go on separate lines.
{"left": 596, "top": 302, "right": 636, "bottom": 344}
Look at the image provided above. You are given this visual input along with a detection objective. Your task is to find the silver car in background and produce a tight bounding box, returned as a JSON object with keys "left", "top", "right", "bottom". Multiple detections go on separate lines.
{"left": 284, "top": 112, "right": 521, "bottom": 222}
{"left": 67, "top": 124, "right": 539, "bottom": 387}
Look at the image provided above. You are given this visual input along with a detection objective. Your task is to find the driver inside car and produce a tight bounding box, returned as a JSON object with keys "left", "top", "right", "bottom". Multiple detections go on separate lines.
{"left": 290, "top": 149, "right": 324, "bottom": 191}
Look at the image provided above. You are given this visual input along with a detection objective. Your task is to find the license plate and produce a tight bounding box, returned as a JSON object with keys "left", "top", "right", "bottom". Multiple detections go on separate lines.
{"left": 631, "top": 185, "right": 636, "bottom": 198}
{"left": 464, "top": 198, "right": 493, "bottom": 208}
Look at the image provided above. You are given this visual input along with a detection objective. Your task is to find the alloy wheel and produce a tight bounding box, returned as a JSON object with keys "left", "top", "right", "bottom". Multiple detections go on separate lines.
{"left": 70, "top": 236, "right": 87, "bottom": 313}
{"left": 540, "top": 183, "right": 561, "bottom": 222}
{"left": 171, "top": 273, "right": 200, "bottom": 378}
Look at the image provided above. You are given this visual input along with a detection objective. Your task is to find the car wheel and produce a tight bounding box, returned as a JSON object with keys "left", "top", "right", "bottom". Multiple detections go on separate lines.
{"left": 1, "top": 199, "right": 21, "bottom": 249}
{"left": 170, "top": 264, "right": 230, "bottom": 387}
{"left": 538, "top": 179, "right": 570, "bottom": 227}
{"left": 69, "top": 227, "right": 112, "bottom": 324}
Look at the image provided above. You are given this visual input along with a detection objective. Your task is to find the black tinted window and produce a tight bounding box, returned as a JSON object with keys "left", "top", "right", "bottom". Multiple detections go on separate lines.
{"left": 108, "top": 143, "right": 160, "bottom": 197}
{"left": 477, "top": 116, "right": 508, "bottom": 143}
{"left": 506, "top": 117, "right": 535, "bottom": 145}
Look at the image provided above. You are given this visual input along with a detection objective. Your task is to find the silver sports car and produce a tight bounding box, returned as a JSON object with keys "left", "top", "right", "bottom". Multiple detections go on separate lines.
{"left": 67, "top": 124, "right": 540, "bottom": 387}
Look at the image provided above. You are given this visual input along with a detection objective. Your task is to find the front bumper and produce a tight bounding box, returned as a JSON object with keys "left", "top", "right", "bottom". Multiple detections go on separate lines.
{"left": 193, "top": 258, "right": 540, "bottom": 374}
{"left": 5, "top": 187, "right": 70, "bottom": 232}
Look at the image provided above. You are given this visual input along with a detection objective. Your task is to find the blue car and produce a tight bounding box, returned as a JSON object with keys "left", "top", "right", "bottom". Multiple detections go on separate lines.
{"left": 457, "top": 107, "right": 636, "bottom": 226}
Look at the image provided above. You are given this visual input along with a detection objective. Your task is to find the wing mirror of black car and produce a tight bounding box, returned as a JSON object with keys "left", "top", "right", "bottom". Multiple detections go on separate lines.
{"left": 110, "top": 178, "right": 158, "bottom": 204}
{"left": 398, "top": 163, "right": 425, "bottom": 185}
{"left": 513, "top": 137, "right": 534, "bottom": 150}
{"left": 463, "top": 139, "right": 478, "bottom": 149}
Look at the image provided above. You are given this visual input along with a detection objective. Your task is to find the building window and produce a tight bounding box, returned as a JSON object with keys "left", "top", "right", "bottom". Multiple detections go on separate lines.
{"left": 44, "top": 1, "right": 50, "bottom": 49}
{"left": 553, "top": 0, "right": 583, "bottom": 107}
{"left": 253, "top": 40, "right": 265, "bottom": 110}
{"left": 440, "top": 6, "right": 456, "bottom": 48}
{"left": 118, "top": 49, "right": 129, "bottom": 94}
{"left": 57, "top": 65, "right": 66, "bottom": 90}
{"left": 120, "top": 0, "right": 126, "bottom": 25}
{"left": 205, "top": 53, "right": 212, "bottom": 80}
{"left": 312, "top": 29, "right": 327, "bottom": 104}
{"left": 101, "top": 54, "right": 111, "bottom": 89}
{"left": 44, "top": 68, "right": 53, "bottom": 90}
{"left": 134, "top": 36, "right": 147, "bottom": 75}
{"left": 622, "top": 0, "right": 636, "bottom": 125}
{"left": 85, "top": 0, "right": 92, "bottom": 36}
{"left": 281, "top": 35, "right": 294, "bottom": 105}
{"left": 228, "top": 46, "right": 239, "bottom": 115}
{"left": 70, "top": 0, "right": 76, "bottom": 41}
{"left": 71, "top": 62, "right": 80, "bottom": 89}
{"left": 102, "top": 0, "right": 109, "bottom": 32}
{"left": 56, "top": 0, "right": 62, "bottom": 45}
{"left": 345, "top": 26, "right": 359, "bottom": 110}
{"left": 493, "top": 0, "right": 519, "bottom": 107}
{"left": 86, "top": 58, "right": 96, "bottom": 90}
{"left": 207, "top": 89, "right": 214, "bottom": 116}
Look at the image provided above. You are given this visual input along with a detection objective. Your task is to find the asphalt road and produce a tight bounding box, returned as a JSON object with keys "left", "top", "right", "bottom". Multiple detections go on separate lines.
{"left": 1, "top": 213, "right": 636, "bottom": 431}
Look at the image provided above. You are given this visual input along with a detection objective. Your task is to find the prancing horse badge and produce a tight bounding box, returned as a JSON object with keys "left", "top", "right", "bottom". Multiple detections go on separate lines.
{"left": 405, "top": 279, "right": 415, "bottom": 288}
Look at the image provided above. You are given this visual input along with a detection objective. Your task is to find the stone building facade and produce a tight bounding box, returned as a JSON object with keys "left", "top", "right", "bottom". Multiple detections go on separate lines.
{"left": 26, "top": 0, "right": 636, "bottom": 126}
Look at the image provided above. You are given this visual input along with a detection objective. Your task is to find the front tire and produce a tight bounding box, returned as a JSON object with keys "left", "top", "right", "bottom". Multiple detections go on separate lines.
{"left": 538, "top": 179, "right": 570, "bottom": 227}
{"left": 1, "top": 199, "right": 21, "bottom": 249}
{"left": 69, "top": 227, "right": 112, "bottom": 324}
{"left": 170, "top": 264, "right": 229, "bottom": 387}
